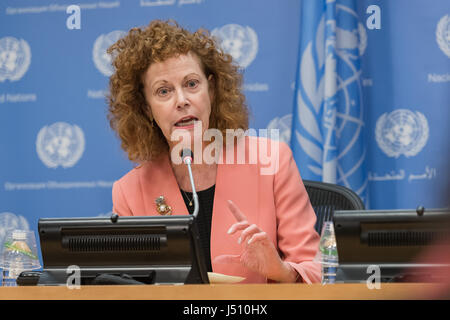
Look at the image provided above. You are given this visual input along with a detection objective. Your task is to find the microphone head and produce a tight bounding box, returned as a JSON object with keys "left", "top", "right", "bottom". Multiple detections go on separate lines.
{"left": 180, "top": 148, "right": 193, "bottom": 164}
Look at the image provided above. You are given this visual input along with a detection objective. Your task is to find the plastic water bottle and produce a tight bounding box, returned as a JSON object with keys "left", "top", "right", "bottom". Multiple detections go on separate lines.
{"left": 2, "top": 261, "right": 24, "bottom": 286}
{"left": 319, "top": 222, "right": 339, "bottom": 284}
{"left": 1, "top": 230, "right": 41, "bottom": 286}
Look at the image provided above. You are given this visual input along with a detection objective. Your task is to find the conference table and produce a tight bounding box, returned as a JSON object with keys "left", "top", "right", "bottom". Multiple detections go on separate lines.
{"left": 0, "top": 283, "right": 446, "bottom": 300}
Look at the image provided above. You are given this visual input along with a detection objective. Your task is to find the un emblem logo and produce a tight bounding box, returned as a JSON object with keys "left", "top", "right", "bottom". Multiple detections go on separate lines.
{"left": 211, "top": 24, "right": 258, "bottom": 68}
{"left": 0, "top": 37, "right": 31, "bottom": 82}
{"left": 36, "top": 122, "right": 85, "bottom": 168}
{"left": 375, "top": 109, "right": 429, "bottom": 158}
{"left": 436, "top": 14, "right": 450, "bottom": 58}
{"left": 93, "top": 30, "right": 126, "bottom": 76}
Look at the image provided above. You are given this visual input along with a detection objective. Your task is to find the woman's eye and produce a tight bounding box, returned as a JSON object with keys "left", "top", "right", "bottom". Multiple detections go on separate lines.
{"left": 157, "top": 87, "right": 170, "bottom": 96}
{"left": 186, "top": 80, "right": 199, "bottom": 88}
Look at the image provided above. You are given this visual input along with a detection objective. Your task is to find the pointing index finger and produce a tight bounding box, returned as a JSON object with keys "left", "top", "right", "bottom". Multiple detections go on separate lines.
{"left": 227, "top": 200, "right": 247, "bottom": 222}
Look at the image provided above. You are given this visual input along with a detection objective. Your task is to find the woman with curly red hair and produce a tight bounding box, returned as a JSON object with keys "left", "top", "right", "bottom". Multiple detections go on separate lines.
{"left": 108, "top": 20, "right": 321, "bottom": 283}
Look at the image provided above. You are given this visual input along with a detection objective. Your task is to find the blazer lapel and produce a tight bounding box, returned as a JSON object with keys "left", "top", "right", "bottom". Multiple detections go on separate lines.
{"left": 139, "top": 154, "right": 189, "bottom": 216}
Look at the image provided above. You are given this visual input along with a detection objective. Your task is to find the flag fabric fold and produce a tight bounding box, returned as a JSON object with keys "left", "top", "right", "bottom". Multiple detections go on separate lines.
{"left": 291, "top": 0, "right": 368, "bottom": 204}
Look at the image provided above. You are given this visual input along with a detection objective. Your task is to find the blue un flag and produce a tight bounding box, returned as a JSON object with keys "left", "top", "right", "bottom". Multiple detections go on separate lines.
{"left": 291, "top": 0, "right": 368, "bottom": 204}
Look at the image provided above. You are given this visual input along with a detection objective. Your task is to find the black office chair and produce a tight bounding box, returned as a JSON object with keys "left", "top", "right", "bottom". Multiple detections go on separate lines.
{"left": 303, "top": 180, "right": 365, "bottom": 235}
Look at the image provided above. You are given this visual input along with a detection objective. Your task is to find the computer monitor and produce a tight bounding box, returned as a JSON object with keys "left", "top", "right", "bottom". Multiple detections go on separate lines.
{"left": 37, "top": 214, "right": 209, "bottom": 285}
{"left": 333, "top": 207, "right": 450, "bottom": 283}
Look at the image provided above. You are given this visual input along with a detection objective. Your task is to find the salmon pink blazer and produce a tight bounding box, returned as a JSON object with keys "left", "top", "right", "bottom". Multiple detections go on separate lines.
{"left": 112, "top": 136, "right": 321, "bottom": 283}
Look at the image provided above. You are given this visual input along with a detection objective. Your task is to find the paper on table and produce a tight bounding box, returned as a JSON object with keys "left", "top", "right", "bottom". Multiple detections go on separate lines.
{"left": 207, "top": 272, "right": 245, "bottom": 284}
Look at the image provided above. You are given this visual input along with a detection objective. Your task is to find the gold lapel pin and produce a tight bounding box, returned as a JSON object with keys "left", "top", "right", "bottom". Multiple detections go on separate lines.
{"left": 155, "top": 195, "right": 172, "bottom": 215}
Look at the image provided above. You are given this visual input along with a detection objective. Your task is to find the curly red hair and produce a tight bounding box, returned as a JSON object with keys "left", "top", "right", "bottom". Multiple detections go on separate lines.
{"left": 107, "top": 20, "right": 249, "bottom": 163}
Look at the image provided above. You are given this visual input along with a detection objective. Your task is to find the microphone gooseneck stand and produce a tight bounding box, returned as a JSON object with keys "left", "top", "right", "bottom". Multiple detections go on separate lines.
{"left": 181, "top": 148, "right": 199, "bottom": 218}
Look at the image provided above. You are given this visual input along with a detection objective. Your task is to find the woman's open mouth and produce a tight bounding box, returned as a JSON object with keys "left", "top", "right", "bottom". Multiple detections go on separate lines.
{"left": 174, "top": 116, "right": 199, "bottom": 128}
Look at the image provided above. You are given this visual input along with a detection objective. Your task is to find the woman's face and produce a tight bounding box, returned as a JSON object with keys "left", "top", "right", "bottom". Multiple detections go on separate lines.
{"left": 142, "top": 52, "right": 214, "bottom": 150}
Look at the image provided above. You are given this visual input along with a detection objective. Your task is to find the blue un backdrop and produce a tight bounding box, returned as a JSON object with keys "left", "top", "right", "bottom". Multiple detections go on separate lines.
{"left": 0, "top": 0, "right": 449, "bottom": 260}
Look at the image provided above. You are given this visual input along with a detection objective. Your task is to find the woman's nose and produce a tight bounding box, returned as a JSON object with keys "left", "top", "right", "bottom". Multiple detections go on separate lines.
{"left": 176, "top": 89, "right": 189, "bottom": 109}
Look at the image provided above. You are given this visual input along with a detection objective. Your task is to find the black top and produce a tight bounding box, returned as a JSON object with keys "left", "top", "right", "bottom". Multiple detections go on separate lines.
{"left": 180, "top": 185, "right": 215, "bottom": 272}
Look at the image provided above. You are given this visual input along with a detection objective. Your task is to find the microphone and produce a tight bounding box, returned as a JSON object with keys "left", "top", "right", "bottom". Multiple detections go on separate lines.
{"left": 180, "top": 148, "right": 199, "bottom": 218}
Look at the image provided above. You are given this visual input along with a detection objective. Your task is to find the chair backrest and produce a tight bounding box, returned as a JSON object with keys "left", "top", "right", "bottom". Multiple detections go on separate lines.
{"left": 303, "top": 180, "right": 365, "bottom": 235}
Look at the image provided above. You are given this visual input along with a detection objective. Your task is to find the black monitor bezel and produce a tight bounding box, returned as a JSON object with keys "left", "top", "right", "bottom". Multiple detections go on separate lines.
{"left": 37, "top": 215, "right": 210, "bottom": 285}
{"left": 333, "top": 208, "right": 450, "bottom": 283}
